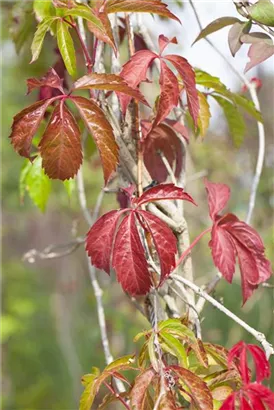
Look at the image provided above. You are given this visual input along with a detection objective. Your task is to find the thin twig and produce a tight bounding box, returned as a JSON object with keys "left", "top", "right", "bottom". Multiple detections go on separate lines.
{"left": 189, "top": 0, "right": 266, "bottom": 225}
{"left": 171, "top": 274, "right": 274, "bottom": 359}
{"left": 159, "top": 152, "right": 177, "bottom": 185}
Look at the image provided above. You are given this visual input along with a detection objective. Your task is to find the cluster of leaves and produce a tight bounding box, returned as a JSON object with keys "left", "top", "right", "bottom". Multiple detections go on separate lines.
{"left": 193, "top": 0, "right": 274, "bottom": 72}
{"left": 79, "top": 318, "right": 274, "bottom": 410}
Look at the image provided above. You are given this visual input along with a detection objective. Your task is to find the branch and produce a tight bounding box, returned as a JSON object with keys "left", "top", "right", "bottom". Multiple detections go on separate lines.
{"left": 171, "top": 274, "right": 274, "bottom": 359}
{"left": 189, "top": 0, "right": 266, "bottom": 225}
{"left": 23, "top": 236, "right": 85, "bottom": 263}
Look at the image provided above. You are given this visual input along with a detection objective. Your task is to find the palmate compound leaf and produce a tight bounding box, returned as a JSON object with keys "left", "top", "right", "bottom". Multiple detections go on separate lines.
{"left": 141, "top": 120, "right": 183, "bottom": 183}
{"left": 205, "top": 179, "right": 272, "bottom": 303}
{"left": 39, "top": 101, "right": 82, "bottom": 180}
{"left": 86, "top": 184, "right": 195, "bottom": 295}
{"left": 71, "top": 96, "right": 119, "bottom": 184}
{"left": 169, "top": 365, "right": 214, "bottom": 410}
{"left": 9, "top": 98, "right": 56, "bottom": 159}
{"left": 219, "top": 383, "right": 274, "bottom": 410}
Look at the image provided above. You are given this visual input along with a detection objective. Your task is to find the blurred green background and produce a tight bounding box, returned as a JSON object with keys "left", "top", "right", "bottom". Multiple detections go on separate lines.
{"left": 1, "top": 2, "right": 273, "bottom": 409}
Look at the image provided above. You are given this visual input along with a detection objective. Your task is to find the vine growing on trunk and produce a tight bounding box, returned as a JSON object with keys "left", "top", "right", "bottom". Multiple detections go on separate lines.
{"left": 9, "top": 0, "right": 274, "bottom": 409}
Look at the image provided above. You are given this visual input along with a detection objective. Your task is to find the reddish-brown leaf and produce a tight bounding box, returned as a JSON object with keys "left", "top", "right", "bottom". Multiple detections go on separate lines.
{"left": 119, "top": 50, "right": 157, "bottom": 113}
{"left": 73, "top": 73, "right": 149, "bottom": 107}
{"left": 135, "top": 183, "right": 196, "bottom": 207}
{"left": 105, "top": 0, "right": 181, "bottom": 23}
{"left": 86, "top": 210, "right": 126, "bottom": 274}
{"left": 9, "top": 98, "right": 54, "bottom": 158}
{"left": 87, "top": 9, "right": 116, "bottom": 52}
{"left": 138, "top": 210, "right": 177, "bottom": 283}
{"left": 206, "top": 179, "right": 272, "bottom": 303}
{"left": 165, "top": 54, "right": 199, "bottom": 127}
{"left": 204, "top": 178, "right": 231, "bottom": 220}
{"left": 245, "top": 42, "right": 274, "bottom": 73}
{"left": 243, "top": 383, "right": 274, "bottom": 410}
{"left": 112, "top": 212, "right": 152, "bottom": 295}
{"left": 27, "top": 68, "right": 64, "bottom": 95}
{"left": 152, "top": 60, "right": 179, "bottom": 128}
{"left": 71, "top": 96, "right": 118, "bottom": 184}
{"left": 159, "top": 391, "right": 178, "bottom": 409}
{"left": 39, "top": 102, "right": 82, "bottom": 180}
{"left": 130, "top": 368, "right": 156, "bottom": 409}
{"left": 142, "top": 121, "right": 183, "bottom": 183}
{"left": 169, "top": 365, "right": 213, "bottom": 410}
{"left": 158, "top": 34, "right": 177, "bottom": 55}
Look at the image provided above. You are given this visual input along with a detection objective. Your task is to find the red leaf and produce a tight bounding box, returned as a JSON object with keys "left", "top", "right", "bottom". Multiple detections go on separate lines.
{"left": 169, "top": 365, "right": 213, "bottom": 410}
{"left": 9, "top": 98, "right": 54, "bottom": 158}
{"left": 27, "top": 68, "right": 64, "bottom": 95}
{"left": 86, "top": 210, "right": 126, "bottom": 274}
{"left": 71, "top": 96, "right": 119, "bottom": 184}
{"left": 152, "top": 60, "right": 179, "bottom": 128}
{"left": 244, "top": 42, "right": 274, "bottom": 73}
{"left": 138, "top": 210, "right": 177, "bottom": 283}
{"left": 112, "top": 213, "right": 152, "bottom": 295}
{"left": 39, "top": 102, "right": 82, "bottom": 180}
{"left": 135, "top": 183, "right": 196, "bottom": 207}
{"left": 210, "top": 222, "right": 236, "bottom": 283}
{"left": 158, "top": 34, "right": 177, "bottom": 55}
{"left": 130, "top": 368, "right": 156, "bottom": 409}
{"left": 164, "top": 119, "right": 189, "bottom": 142}
{"left": 204, "top": 178, "right": 231, "bottom": 220}
{"left": 105, "top": 0, "right": 181, "bottom": 23}
{"left": 247, "top": 344, "right": 271, "bottom": 383}
{"left": 244, "top": 383, "right": 274, "bottom": 410}
{"left": 228, "top": 342, "right": 270, "bottom": 384}
{"left": 73, "top": 73, "right": 149, "bottom": 108}
{"left": 240, "top": 396, "right": 253, "bottom": 410}
{"left": 219, "top": 393, "right": 236, "bottom": 410}
{"left": 164, "top": 54, "right": 199, "bottom": 127}
{"left": 119, "top": 50, "right": 157, "bottom": 113}
{"left": 142, "top": 121, "right": 183, "bottom": 182}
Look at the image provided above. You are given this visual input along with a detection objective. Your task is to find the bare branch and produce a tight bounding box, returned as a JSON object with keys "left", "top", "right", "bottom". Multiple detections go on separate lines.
{"left": 171, "top": 274, "right": 274, "bottom": 359}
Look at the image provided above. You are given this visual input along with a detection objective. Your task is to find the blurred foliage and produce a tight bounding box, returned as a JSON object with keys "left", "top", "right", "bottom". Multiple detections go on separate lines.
{"left": 1, "top": 1, "right": 273, "bottom": 409}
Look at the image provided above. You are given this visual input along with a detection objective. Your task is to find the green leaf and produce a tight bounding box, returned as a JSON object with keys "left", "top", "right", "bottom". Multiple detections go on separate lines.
{"left": 248, "top": 0, "right": 274, "bottom": 27}
{"left": 63, "top": 4, "right": 104, "bottom": 27}
{"left": 80, "top": 368, "right": 100, "bottom": 410}
{"left": 192, "top": 17, "right": 241, "bottom": 44}
{"left": 212, "top": 95, "right": 246, "bottom": 147}
{"left": 56, "top": 19, "right": 76, "bottom": 76}
{"left": 31, "top": 17, "right": 56, "bottom": 62}
{"left": 195, "top": 69, "right": 262, "bottom": 122}
{"left": 20, "top": 157, "right": 51, "bottom": 212}
{"left": 158, "top": 319, "right": 196, "bottom": 342}
{"left": 33, "top": 0, "right": 56, "bottom": 20}
{"left": 104, "top": 355, "right": 135, "bottom": 372}
{"left": 63, "top": 178, "right": 75, "bottom": 198}
{"left": 160, "top": 331, "right": 188, "bottom": 367}
{"left": 232, "top": 93, "right": 262, "bottom": 122}
{"left": 197, "top": 92, "right": 211, "bottom": 137}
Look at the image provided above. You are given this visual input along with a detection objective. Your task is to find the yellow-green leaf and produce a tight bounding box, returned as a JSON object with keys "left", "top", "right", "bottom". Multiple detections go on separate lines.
{"left": 57, "top": 19, "right": 76, "bottom": 76}
{"left": 160, "top": 331, "right": 188, "bottom": 367}
{"left": 197, "top": 91, "right": 211, "bottom": 137}
{"left": 248, "top": 0, "right": 274, "bottom": 27}
{"left": 20, "top": 157, "right": 51, "bottom": 212}
{"left": 31, "top": 17, "right": 56, "bottom": 62}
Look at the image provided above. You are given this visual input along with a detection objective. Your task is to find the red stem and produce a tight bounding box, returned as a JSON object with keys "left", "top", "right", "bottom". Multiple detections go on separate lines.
{"left": 103, "top": 381, "right": 130, "bottom": 410}
{"left": 174, "top": 227, "right": 212, "bottom": 270}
